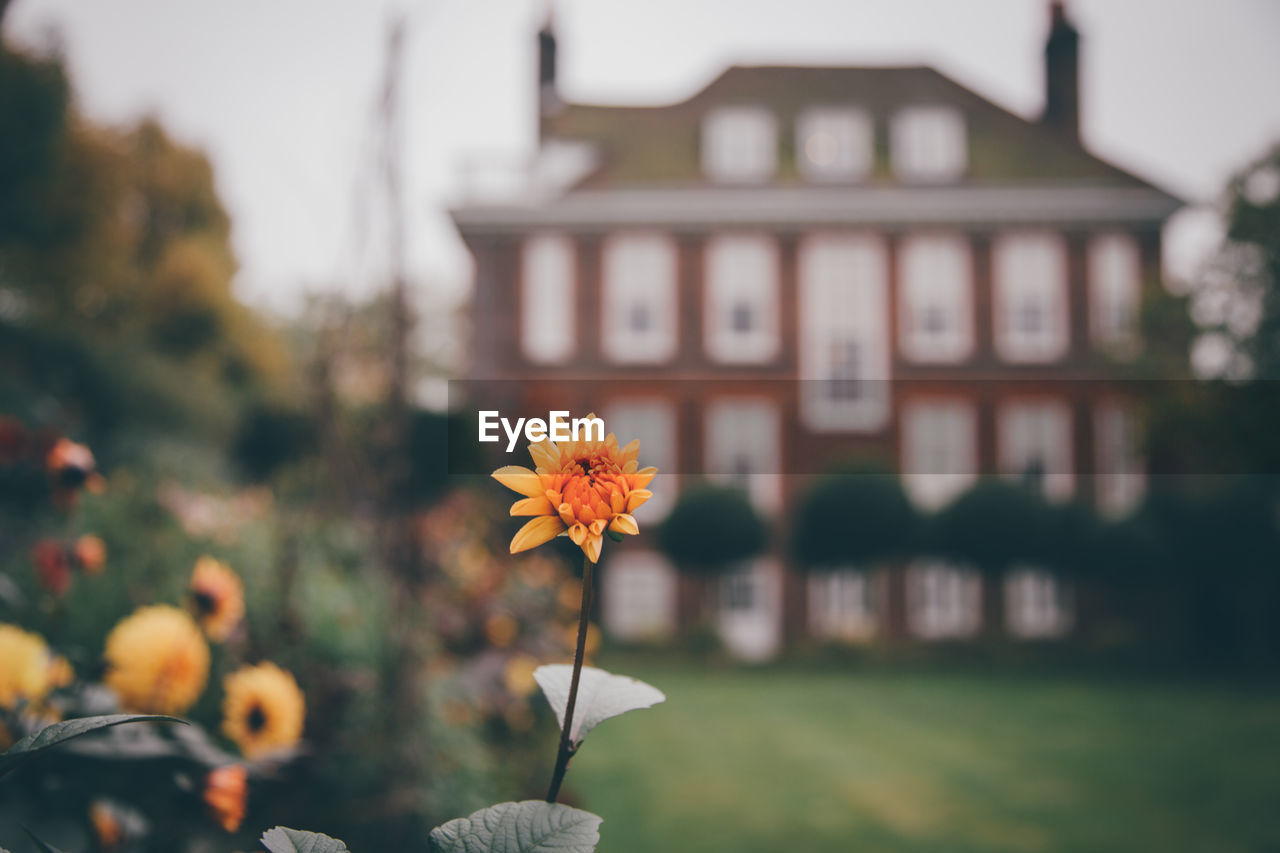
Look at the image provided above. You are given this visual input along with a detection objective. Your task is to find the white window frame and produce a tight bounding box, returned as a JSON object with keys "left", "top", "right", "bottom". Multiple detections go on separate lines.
{"left": 602, "top": 550, "right": 677, "bottom": 641}
{"left": 891, "top": 106, "right": 967, "bottom": 183}
{"left": 601, "top": 233, "right": 678, "bottom": 364}
{"left": 520, "top": 233, "right": 576, "bottom": 364}
{"left": 1005, "top": 566, "right": 1073, "bottom": 639}
{"left": 702, "top": 106, "right": 777, "bottom": 183}
{"left": 900, "top": 397, "right": 978, "bottom": 510}
{"left": 1088, "top": 232, "right": 1142, "bottom": 353}
{"left": 993, "top": 232, "right": 1070, "bottom": 363}
{"left": 1095, "top": 400, "right": 1145, "bottom": 517}
{"left": 704, "top": 397, "right": 782, "bottom": 513}
{"left": 897, "top": 233, "right": 974, "bottom": 363}
{"left": 906, "top": 560, "right": 982, "bottom": 639}
{"left": 602, "top": 398, "right": 677, "bottom": 520}
{"left": 997, "top": 398, "right": 1075, "bottom": 501}
{"left": 704, "top": 234, "right": 780, "bottom": 364}
{"left": 798, "top": 233, "right": 891, "bottom": 433}
{"left": 796, "top": 107, "right": 873, "bottom": 182}
{"left": 808, "top": 567, "right": 880, "bottom": 641}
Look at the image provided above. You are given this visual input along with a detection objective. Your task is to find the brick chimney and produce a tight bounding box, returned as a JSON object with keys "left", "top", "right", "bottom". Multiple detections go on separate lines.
{"left": 537, "top": 7, "right": 562, "bottom": 139}
{"left": 1042, "top": 0, "right": 1080, "bottom": 138}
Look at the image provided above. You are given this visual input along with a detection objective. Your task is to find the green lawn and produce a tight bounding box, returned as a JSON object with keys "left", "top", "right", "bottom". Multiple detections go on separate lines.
{"left": 569, "top": 662, "right": 1280, "bottom": 852}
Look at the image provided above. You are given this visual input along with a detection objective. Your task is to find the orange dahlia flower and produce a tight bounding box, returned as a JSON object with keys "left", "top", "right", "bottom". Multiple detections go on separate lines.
{"left": 492, "top": 422, "right": 656, "bottom": 563}
{"left": 188, "top": 556, "right": 244, "bottom": 642}
{"left": 203, "top": 764, "right": 248, "bottom": 832}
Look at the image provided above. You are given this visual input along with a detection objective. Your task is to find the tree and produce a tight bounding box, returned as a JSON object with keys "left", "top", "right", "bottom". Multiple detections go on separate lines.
{"left": 789, "top": 465, "right": 918, "bottom": 568}
{"left": 656, "top": 483, "right": 769, "bottom": 574}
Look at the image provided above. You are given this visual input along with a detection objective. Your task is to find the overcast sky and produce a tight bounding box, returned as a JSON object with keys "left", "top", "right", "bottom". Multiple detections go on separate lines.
{"left": 8, "top": 0, "right": 1280, "bottom": 315}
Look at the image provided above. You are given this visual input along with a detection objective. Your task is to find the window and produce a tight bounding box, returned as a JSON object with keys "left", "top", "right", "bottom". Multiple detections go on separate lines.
{"left": 808, "top": 569, "right": 879, "bottom": 641}
{"left": 997, "top": 399, "right": 1074, "bottom": 501}
{"left": 993, "top": 232, "right": 1069, "bottom": 362}
{"left": 702, "top": 106, "right": 777, "bottom": 182}
{"left": 906, "top": 560, "right": 982, "bottom": 639}
{"left": 521, "top": 234, "right": 575, "bottom": 363}
{"left": 891, "top": 106, "right": 966, "bottom": 182}
{"left": 796, "top": 107, "right": 872, "bottom": 181}
{"left": 704, "top": 235, "right": 779, "bottom": 363}
{"left": 705, "top": 399, "right": 782, "bottom": 512}
{"left": 1095, "top": 401, "right": 1145, "bottom": 517}
{"left": 602, "top": 550, "right": 677, "bottom": 641}
{"left": 898, "top": 234, "right": 973, "bottom": 362}
{"left": 602, "top": 233, "right": 677, "bottom": 363}
{"left": 900, "top": 398, "right": 977, "bottom": 509}
{"left": 602, "top": 399, "right": 676, "bottom": 520}
{"left": 720, "top": 567, "right": 756, "bottom": 611}
{"left": 1005, "top": 567, "right": 1073, "bottom": 639}
{"left": 799, "top": 235, "right": 891, "bottom": 431}
{"left": 1089, "top": 233, "right": 1141, "bottom": 351}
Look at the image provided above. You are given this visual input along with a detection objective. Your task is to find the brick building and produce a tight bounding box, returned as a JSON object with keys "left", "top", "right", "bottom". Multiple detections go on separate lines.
{"left": 451, "top": 3, "right": 1182, "bottom": 658}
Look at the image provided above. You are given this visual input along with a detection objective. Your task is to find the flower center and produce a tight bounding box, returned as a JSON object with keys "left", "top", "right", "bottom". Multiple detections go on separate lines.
{"left": 246, "top": 704, "right": 267, "bottom": 733}
{"left": 192, "top": 590, "right": 217, "bottom": 615}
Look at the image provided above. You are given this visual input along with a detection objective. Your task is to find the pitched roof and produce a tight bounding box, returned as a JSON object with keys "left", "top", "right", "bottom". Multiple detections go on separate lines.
{"left": 542, "top": 64, "right": 1178, "bottom": 197}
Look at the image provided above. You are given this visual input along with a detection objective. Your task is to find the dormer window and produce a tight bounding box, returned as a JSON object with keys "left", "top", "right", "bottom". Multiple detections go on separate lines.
{"left": 702, "top": 106, "right": 777, "bottom": 182}
{"left": 891, "top": 106, "right": 966, "bottom": 182}
{"left": 796, "top": 107, "right": 872, "bottom": 181}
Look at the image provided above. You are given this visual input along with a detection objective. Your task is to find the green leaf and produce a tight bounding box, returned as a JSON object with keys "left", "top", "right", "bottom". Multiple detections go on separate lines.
{"left": 534, "top": 665, "right": 665, "bottom": 745}
{"left": 260, "top": 826, "right": 351, "bottom": 853}
{"left": 23, "top": 828, "right": 67, "bottom": 853}
{"left": 429, "top": 800, "right": 601, "bottom": 853}
{"left": 0, "top": 714, "right": 184, "bottom": 777}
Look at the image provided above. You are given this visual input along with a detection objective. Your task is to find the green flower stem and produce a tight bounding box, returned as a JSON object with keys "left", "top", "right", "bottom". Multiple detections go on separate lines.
{"left": 545, "top": 553, "right": 595, "bottom": 803}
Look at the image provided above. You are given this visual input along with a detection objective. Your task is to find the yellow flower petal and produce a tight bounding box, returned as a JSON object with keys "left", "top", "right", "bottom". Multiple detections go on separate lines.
{"left": 626, "top": 489, "right": 653, "bottom": 512}
{"left": 528, "top": 440, "right": 560, "bottom": 472}
{"left": 510, "top": 496, "right": 555, "bottom": 517}
{"left": 631, "top": 467, "right": 658, "bottom": 490}
{"left": 558, "top": 502, "right": 576, "bottom": 526}
{"left": 568, "top": 523, "right": 587, "bottom": 546}
{"left": 584, "top": 533, "right": 603, "bottom": 564}
{"left": 619, "top": 439, "right": 640, "bottom": 465}
{"left": 492, "top": 466, "right": 544, "bottom": 498}
{"left": 608, "top": 513, "right": 639, "bottom": 536}
{"left": 510, "top": 516, "right": 565, "bottom": 554}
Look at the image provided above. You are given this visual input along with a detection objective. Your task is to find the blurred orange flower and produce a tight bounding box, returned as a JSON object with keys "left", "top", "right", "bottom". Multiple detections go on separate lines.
{"left": 188, "top": 556, "right": 244, "bottom": 642}
{"left": 90, "top": 801, "right": 125, "bottom": 850}
{"left": 74, "top": 534, "right": 107, "bottom": 575}
{"left": 104, "top": 605, "right": 210, "bottom": 715}
{"left": 203, "top": 765, "right": 248, "bottom": 832}
{"left": 221, "top": 662, "right": 305, "bottom": 759}
{"left": 30, "top": 539, "right": 71, "bottom": 596}
{"left": 492, "top": 418, "right": 656, "bottom": 563}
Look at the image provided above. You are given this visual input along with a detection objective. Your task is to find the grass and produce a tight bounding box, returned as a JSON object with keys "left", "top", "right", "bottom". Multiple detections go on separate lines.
{"left": 568, "top": 660, "right": 1280, "bottom": 852}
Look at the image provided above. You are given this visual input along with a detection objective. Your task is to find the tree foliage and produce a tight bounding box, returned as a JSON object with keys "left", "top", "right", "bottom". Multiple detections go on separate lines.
{"left": 656, "top": 483, "right": 768, "bottom": 573}
{"left": 790, "top": 465, "right": 918, "bottom": 568}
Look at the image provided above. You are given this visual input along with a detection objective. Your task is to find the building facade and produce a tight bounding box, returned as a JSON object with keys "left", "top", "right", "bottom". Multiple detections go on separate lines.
{"left": 451, "top": 3, "right": 1182, "bottom": 658}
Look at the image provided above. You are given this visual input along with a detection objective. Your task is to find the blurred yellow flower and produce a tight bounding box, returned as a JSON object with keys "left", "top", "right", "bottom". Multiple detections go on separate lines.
{"left": 484, "top": 612, "right": 518, "bottom": 648}
{"left": 221, "top": 662, "right": 305, "bottom": 759}
{"left": 104, "top": 605, "right": 209, "bottom": 715}
{"left": 188, "top": 556, "right": 244, "bottom": 642}
{"left": 492, "top": 417, "right": 656, "bottom": 563}
{"left": 203, "top": 764, "right": 248, "bottom": 832}
{"left": 562, "top": 622, "right": 602, "bottom": 659}
{"left": 0, "top": 623, "right": 68, "bottom": 709}
{"left": 502, "top": 653, "right": 541, "bottom": 697}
